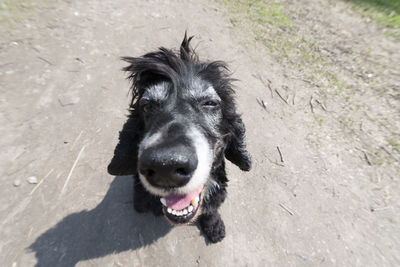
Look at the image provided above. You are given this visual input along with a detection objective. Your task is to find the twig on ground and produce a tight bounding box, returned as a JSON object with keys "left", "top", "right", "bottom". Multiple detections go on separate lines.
{"left": 282, "top": 85, "right": 290, "bottom": 104}
{"left": 275, "top": 89, "right": 288, "bottom": 105}
{"left": 363, "top": 151, "right": 372, "bottom": 166}
{"left": 70, "top": 130, "right": 84, "bottom": 151}
{"left": 292, "top": 91, "right": 296, "bottom": 105}
{"left": 302, "top": 79, "right": 320, "bottom": 87}
{"left": 58, "top": 98, "right": 75, "bottom": 107}
{"left": 380, "top": 146, "right": 397, "bottom": 161}
{"left": 277, "top": 146, "right": 284, "bottom": 163}
{"left": 279, "top": 203, "right": 294, "bottom": 216}
{"left": 253, "top": 73, "right": 274, "bottom": 98}
{"left": 267, "top": 82, "right": 274, "bottom": 98}
{"left": 29, "top": 168, "right": 54, "bottom": 196}
{"left": 61, "top": 145, "right": 86, "bottom": 195}
{"left": 37, "top": 56, "right": 53, "bottom": 65}
{"left": 309, "top": 96, "right": 314, "bottom": 113}
{"left": 256, "top": 98, "right": 267, "bottom": 110}
{"left": 370, "top": 206, "right": 389, "bottom": 212}
{"left": 265, "top": 154, "right": 284, "bottom": 167}
{"left": 356, "top": 147, "right": 372, "bottom": 165}
{"left": 315, "top": 99, "right": 327, "bottom": 111}
{"left": 75, "top": 57, "right": 84, "bottom": 64}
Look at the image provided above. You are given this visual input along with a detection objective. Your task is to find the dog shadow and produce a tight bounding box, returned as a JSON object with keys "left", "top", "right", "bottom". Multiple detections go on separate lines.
{"left": 28, "top": 175, "right": 172, "bottom": 267}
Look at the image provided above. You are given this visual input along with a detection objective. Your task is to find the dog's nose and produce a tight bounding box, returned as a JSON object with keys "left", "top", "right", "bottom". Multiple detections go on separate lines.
{"left": 139, "top": 143, "right": 198, "bottom": 188}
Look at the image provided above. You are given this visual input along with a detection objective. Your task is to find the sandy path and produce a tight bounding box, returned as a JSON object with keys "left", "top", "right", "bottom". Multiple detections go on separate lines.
{"left": 0, "top": 0, "right": 399, "bottom": 266}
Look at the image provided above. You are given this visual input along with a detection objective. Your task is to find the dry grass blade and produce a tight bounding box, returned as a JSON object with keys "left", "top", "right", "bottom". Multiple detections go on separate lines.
{"left": 315, "top": 99, "right": 327, "bottom": 111}
{"left": 275, "top": 89, "right": 289, "bottom": 105}
{"left": 61, "top": 145, "right": 86, "bottom": 195}
{"left": 309, "top": 95, "right": 314, "bottom": 113}
{"left": 279, "top": 203, "right": 294, "bottom": 216}
{"left": 256, "top": 98, "right": 267, "bottom": 110}
{"left": 29, "top": 169, "right": 54, "bottom": 196}
{"left": 277, "top": 146, "right": 284, "bottom": 163}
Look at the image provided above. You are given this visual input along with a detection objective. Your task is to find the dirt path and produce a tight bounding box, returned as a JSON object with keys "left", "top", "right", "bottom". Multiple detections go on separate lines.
{"left": 0, "top": 0, "right": 399, "bottom": 266}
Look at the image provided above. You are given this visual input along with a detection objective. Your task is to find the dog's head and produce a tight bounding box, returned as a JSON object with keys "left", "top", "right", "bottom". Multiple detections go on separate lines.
{"left": 108, "top": 34, "right": 251, "bottom": 224}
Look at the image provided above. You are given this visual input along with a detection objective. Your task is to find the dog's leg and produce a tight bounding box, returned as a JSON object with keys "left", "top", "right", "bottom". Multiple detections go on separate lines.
{"left": 199, "top": 212, "right": 225, "bottom": 243}
{"left": 199, "top": 176, "right": 227, "bottom": 243}
{"left": 133, "top": 175, "right": 163, "bottom": 216}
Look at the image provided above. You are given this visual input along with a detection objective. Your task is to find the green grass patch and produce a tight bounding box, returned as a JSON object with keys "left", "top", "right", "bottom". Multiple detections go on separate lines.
{"left": 221, "top": 0, "right": 349, "bottom": 94}
{"left": 220, "top": 0, "right": 399, "bottom": 166}
{"left": 224, "top": 0, "right": 291, "bottom": 27}
{"left": 222, "top": 0, "right": 295, "bottom": 61}
{"left": 0, "top": 0, "right": 36, "bottom": 24}
{"left": 346, "top": 0, "right": 400, "bottom": 39}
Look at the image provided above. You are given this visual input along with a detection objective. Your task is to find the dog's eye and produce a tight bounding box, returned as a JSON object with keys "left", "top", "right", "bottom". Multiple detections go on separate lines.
{"left": 139, "top": 99, "right": 153, "bottom": 113}
{"left": 142, "top": 103, "right": 152, "bottom": 113}
{"left": 202, "top": 100, "right": 219, "bottom": 107}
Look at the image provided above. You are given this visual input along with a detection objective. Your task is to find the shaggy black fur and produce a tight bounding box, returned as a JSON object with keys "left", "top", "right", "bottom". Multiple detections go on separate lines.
{"left": 108, "top": 33, "right": 251, "bottom": 243}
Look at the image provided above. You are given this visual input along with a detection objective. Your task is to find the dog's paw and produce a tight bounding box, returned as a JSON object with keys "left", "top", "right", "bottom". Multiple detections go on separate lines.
{"left": 200, "top": 213, "right": 226, "bottom": 243}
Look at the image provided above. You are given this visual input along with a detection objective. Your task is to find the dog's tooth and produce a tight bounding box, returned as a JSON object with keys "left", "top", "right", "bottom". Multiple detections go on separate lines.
{"left": 183, "top": 209, "right": 188, "bottom": 215}
{"left": 177, "top": 211, "right": 182, "bottom": 216}
{"left": 167, "top": 207, "right": 172, "bottom": 213}
{"left": 188, "top": 205, "right": 194, "bottom": 212}
{"left": 192, "top": 196, "right": 199, "bottom": 206}
{"left": 160, "top": 198, "right": 166, "bottom": 206}
{"left": 172, "top": 210, "right": 177, "bottom": 215}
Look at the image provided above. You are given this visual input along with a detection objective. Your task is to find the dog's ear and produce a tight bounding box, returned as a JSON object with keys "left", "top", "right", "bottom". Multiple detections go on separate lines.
{"left": 107, "top": 111, "right": 143, "bottom": 176}
{"left": 224, "top": 113, "right": 252, "bottom": 171}
{"left": 199, "top": 60, "right": 251, "bottom": 171}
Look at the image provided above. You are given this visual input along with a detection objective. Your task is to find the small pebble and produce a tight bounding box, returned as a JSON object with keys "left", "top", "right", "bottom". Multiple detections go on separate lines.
{"left": 27, "top": 176, "right": 38, "bottom": 184}
{"left": 13, "top": 179, "right": 21, "bottom": 187}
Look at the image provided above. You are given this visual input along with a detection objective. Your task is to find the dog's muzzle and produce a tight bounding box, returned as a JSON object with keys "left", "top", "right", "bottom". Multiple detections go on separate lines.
{"left": 138, "top": 123, "right": 212, "bottom": 224}
{"left": 139, "top": 141, "right": 198, "bottom": 188}
{"left": 139, "top": 139, "right": 204, "bottom": 224}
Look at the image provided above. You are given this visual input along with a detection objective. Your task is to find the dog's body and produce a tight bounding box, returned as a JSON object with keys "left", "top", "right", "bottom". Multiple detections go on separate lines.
{"left": 108, "top": 34, "right": 251, "bottom": 243}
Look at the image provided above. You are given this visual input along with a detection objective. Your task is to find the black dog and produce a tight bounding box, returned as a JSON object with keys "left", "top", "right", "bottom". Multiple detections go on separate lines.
{"left": 108, "top": 34, "right": 251, "bottom": 243}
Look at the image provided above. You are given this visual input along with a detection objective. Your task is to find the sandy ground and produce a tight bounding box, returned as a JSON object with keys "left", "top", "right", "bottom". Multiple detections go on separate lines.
{"left": 0, "top": 0, "right": 399, "bottom": 266}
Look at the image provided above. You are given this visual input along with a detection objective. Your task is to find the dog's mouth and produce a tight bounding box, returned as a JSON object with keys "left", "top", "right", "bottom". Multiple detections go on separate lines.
{"left": 160, "top": 186, "right": 203, "bottom": 224}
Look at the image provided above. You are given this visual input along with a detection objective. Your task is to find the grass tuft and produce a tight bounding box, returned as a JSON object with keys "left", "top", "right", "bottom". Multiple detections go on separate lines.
{"left": 346, "top": 0, "right": 400, "bottom": 39}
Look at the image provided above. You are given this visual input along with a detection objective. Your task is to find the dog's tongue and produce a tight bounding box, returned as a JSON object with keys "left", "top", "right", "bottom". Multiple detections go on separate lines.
{"left": 165, "top": 187, "right": 203, "bottom": 210}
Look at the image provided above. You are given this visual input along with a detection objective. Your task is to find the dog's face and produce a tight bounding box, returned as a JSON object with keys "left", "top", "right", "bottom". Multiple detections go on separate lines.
{"left": 108, "top": 35, "right": 251, "bottom": 224}
{"left": 137, "top": 78, "right": 224, "bottom": 223}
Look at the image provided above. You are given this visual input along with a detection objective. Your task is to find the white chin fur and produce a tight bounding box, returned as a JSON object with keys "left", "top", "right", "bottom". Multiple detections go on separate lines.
{"left": 138, "top": 126, "right": 213, "bottom": 196}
